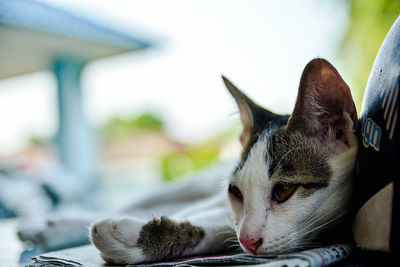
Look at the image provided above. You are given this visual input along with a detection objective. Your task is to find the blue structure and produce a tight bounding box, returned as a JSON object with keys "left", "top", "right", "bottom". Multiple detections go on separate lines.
{"left": 0, "top": 0, "right": 154, "bottom": 187}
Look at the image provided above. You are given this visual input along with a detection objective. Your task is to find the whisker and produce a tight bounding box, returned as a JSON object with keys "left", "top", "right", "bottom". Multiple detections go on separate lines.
{"left": 295, "top": 211, "right": 347, "bottom": 241}
{"left": 295, "top": 209, "right": 342, "bottom": 237}
{"left": 301, "top": 210, "right": 335, "bottom": 228}
{"left": 226, "top": 244, "right": 242, "bottom": 252}
{"left": 222, "top": 238, "right": 239, "bottom": 245}
{"left": 266, "top": 212, "right": 338, "bottom": 254}
{"left": 215, "top": 230, "right": 235, "bottom": 237}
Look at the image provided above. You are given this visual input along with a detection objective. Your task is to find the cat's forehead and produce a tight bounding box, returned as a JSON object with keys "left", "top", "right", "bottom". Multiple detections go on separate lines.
{"left": 231, "top": 127, "right": 331, "bottom": 186}
{"left": 267, "top": 131, "right": 331, "bottom": 184}
{"left": 231, "top": 134, "right": 271, "bottom": 187}
{"left": 231, "top": 127, "right": 279, "bottom": 184}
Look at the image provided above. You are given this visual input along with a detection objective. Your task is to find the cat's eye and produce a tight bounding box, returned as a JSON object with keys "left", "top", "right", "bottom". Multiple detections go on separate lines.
{"left": 228, "top": 184, "right": 243, "bottom": 201}
{"left": 272, "top": 183, "right": 297, "bottom": 203}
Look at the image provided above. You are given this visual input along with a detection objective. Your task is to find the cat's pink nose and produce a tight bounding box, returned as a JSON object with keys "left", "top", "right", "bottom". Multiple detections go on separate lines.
{"left": 239, "top": 238, "right": 262, "bottom": 254}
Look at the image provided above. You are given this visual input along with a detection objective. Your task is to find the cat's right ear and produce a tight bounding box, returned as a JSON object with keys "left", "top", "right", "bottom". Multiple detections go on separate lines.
{"left": 287, "top": 59, "right": 357, "bottom": 150}
{"left": 222, "top": 75, "right": 278, "bottom": 147}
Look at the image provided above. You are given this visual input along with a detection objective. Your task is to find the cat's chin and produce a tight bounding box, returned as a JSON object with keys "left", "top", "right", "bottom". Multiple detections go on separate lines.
{"left": 254, "top": 231, "right": 324, "bottom": 256}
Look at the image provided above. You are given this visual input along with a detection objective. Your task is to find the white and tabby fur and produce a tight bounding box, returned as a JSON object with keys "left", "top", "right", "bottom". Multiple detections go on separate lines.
{"left": 18, "top": 58, "right": 358, "bottom": 265}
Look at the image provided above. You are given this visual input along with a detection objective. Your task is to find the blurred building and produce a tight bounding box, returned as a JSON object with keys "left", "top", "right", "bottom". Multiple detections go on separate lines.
{"left": 0, "top": 0, "right": 155, "bottom": 184}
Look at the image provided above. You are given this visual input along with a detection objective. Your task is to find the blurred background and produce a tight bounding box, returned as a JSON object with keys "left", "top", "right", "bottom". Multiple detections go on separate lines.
{"left": 0, "top": 0, "right": 399, "bottom": 262}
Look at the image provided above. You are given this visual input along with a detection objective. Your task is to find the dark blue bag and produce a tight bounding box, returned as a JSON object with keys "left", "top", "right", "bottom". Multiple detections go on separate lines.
{"left": 353, "top": 15, "right": 400, "bottom": 253}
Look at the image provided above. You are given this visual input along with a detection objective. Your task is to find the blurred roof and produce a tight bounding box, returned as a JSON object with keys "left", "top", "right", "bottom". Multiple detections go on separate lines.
{"left": 0, "top": 0, "right": 154, "bottom": 79}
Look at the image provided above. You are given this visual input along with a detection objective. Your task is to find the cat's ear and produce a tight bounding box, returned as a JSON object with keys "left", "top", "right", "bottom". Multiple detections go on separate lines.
{"left": 222, "top": 75, "right": 278, "bottom": 147}
{"left": 287, "top": 58, "right": 357, "bottom": 149}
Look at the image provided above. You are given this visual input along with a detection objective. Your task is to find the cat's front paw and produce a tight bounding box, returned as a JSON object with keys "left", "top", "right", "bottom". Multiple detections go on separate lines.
{"left": 91, "top": 217, "right": 147, "bottom": 264}
{"left": 91, "top": 216, "right": 205, "bottom": 264}
{"left": 18, "top": 217, "right": 90, "bottom": 250}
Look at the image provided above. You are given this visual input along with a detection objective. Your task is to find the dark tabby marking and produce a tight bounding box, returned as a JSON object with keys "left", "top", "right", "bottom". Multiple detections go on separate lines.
{"left": 267, "top": 130, "right": 331, "bottom": 197}
{"left": 233, "top": 115, "right": 290, "bottom": 177}
{"left": 241, "top": 115, "right": 290, "bottom": 163}
{"left": 137, "top": 216, "right": 205, "bottom": 260}
{"left": 268, "top": 131, "right": 331, "bottom": 182}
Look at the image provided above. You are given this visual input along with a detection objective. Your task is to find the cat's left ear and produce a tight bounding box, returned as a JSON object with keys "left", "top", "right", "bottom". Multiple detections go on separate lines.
{"left": 222, "top": 75, "right": 279, "bottom": 147}
{"left": 287, "top": 58, "right": 357, "bottom": 150}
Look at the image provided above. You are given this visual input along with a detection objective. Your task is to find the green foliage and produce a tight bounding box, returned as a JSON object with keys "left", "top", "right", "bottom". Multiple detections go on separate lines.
{"left": 101, "top": 112, "right": 239, "bottom": 182}
{"left": 29, "top": 136, "right": 52, "bottom": 147}
{"left": 161, "top": 125, "right": 240, "bottom": 181}
{"left": 103, "top": 112, "right": 164, "bottom": 141}
{"left": 339, "top": 0, "right": 400, "bottom": 110}
{"left": 161, "top": 145, "right": 220, "bottom": 181}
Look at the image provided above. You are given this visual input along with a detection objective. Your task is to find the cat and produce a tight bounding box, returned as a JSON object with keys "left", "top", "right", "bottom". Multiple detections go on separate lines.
{"left": 90, "top": 58, "right": 358, "bottom": 264}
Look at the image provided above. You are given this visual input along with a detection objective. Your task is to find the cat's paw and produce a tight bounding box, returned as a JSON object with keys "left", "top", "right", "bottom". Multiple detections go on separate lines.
{"left": 18, "top": 217, "right": 90, "bottom": 250}
{"left": 90, "top": 217, "right": 147, "bottom": 264}
{"left": 90, "top": 216, "right": 205, "bottom": 264}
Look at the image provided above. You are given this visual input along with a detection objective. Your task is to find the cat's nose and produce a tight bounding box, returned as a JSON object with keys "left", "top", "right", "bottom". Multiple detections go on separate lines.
{"left": 239, "top": 238, "right": 262, "bottom": 254}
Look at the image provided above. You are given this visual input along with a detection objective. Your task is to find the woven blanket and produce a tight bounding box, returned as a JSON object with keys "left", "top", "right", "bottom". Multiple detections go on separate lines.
{"left": 29, "top": 244, "right": 352, "bottom": 267}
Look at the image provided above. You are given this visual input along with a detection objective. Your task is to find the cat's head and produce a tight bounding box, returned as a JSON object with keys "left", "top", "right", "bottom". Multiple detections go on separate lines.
{"left": 223, "top": 58, "right": 358, "bottom": 255}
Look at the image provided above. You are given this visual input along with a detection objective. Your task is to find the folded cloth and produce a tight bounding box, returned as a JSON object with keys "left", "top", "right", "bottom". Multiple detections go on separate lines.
{"left": 28, "top": 244, "right": 352, "bottom": 267}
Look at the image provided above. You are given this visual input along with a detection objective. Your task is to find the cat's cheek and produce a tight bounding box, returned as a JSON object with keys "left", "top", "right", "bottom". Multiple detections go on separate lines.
{"left": 228, "top": 197, "right": 243, "bottom": 224}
